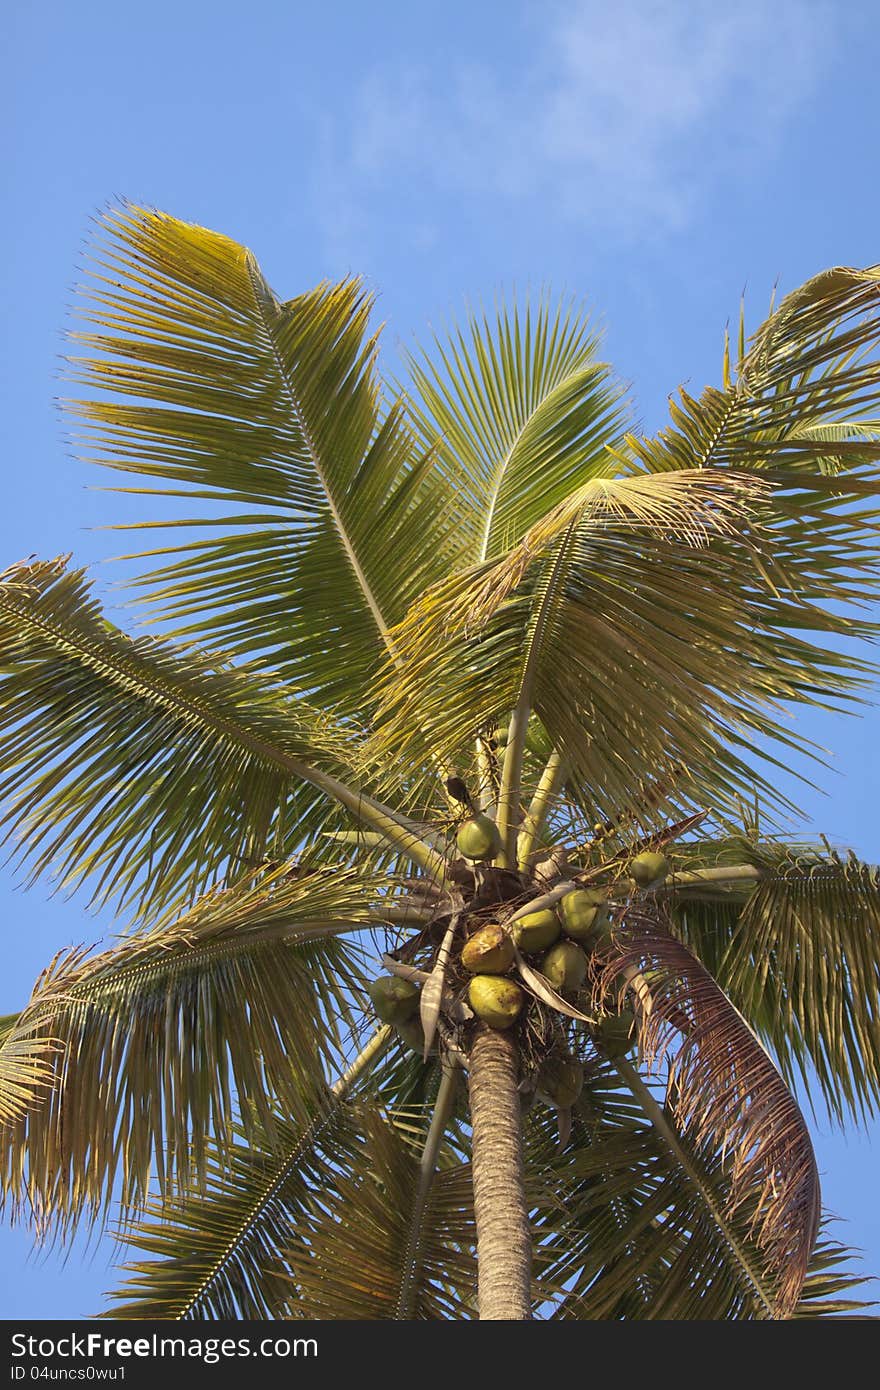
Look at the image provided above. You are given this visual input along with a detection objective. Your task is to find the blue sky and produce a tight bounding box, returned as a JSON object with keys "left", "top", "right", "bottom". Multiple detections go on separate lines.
{"left": 2, "top": 0, "right": 879, "bottom": 1318}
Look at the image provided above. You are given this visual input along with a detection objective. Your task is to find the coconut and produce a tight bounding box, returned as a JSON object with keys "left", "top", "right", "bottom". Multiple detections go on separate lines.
{"left": 456, "top": 813, "right": 502, "bottom": 861}
{"left": 536, "top": 1056, "right": 585, "bottom": 1108}
{"left": 493, "top": 724, "right": 509, "bottom": 749}
{"left": 468, "top": 975, "right": 525, "bottom": 1029}
{"left": 395, "top": 1015, "right": 435, "bottom": 1056}
{"left": 366, "top": 975, "right": 420, "bottom": 1025}
{"left": 630, "top": 851, "right": 669, "bottom": 887}
{"left": 511, "top": 908, "right": 561, "bottom": 952}
{"left": 559, "top": 888, "right": 610, "bottom": 941}
{"left": 461, "top": 923, "right": 515, "bottom": 974}
{"left": 539, "top": 940, "right": 588, "bottom": 994}
{"left": 597, "top": 1009, "right": 636, "bottom": 1057}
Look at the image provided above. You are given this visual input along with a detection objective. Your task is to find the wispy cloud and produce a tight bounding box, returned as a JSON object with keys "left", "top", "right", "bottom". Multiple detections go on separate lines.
{"left": 311, "top": 0, "right": 833, "bottom": 259}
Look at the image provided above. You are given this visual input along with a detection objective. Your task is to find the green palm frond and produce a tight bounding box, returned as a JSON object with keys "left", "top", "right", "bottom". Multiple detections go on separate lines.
{"left": 67, "top": 205, "right": 460, "bottom": 711}
{"left": 0, "top": 866, "right": 381, "bottom": 1234}
{"left": 284, "top": 1105, "right": 475, "bottom": 1319}
{"left": 622, "top": 264, "right": 880, "bottom": 478}
{"left": 528, "top": 1068, "right": 780, "bottom": 1319}
{"left": 103, "top": 1100, "right": 369, "bottom": 1319}
{"left": 795, "top": 1235, "right": 877, "bottom": 1318}
{"left": 370, "top": 274, "right": 880, "bottom": 830}
{"left": 789, "top": 419, "right": 880, "bottom": 445}
{"left": 370, "top": 464, "right": 874, "bottom": 828}
{"left": 670, "top": 840, "right": 880, "bottom": 1123}
{"left": 0, "top": 558, "right": 444, "bottom": 917}
{"left": 405, "top": 294, "right": 629, "bottom": 563}
{"left": 101, "top": 1034, "right": 457, "bottom": 1320}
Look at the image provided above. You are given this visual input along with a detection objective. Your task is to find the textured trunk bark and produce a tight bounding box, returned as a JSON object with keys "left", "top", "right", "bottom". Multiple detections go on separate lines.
{"left": 468, "top": 1025, "right": 532, "bottom": 1319}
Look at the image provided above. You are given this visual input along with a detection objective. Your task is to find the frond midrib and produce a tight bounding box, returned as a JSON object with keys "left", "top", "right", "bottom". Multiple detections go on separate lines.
{"left": 477, "top": 362, "right": 603, "bottom": 564}
{"left": 614, "top": 1059, "right": 780, "bottom": 1318}
{"left": 173, "top": 1031, "right": 391, "bottom": 1319}
{"left": 0, "top": 585, "right": 301, "bottom": 775}
{"left": 244, "top": 261, "right": 394, "bottom": 652}
{"left": 57, "top": 926, "right": 361, "bottom": 1003}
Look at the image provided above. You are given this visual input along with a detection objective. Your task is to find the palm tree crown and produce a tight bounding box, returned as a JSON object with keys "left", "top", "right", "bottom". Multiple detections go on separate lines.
{"left": 2, "top": 206, "right": 880, "bottom": 1319}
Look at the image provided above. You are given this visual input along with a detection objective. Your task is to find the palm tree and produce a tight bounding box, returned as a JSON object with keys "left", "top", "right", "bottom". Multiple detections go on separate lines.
{"left": 2, "top": 207, "right": 880, "bottom": 1320}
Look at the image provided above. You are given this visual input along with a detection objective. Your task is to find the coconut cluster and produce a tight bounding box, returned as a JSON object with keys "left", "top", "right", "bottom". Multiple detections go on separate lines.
{"left": 364, "top": 813, "right": 669, "bottom": 1080}
{"left": 461, "top": 881, "right": 618, "bottom": 1034}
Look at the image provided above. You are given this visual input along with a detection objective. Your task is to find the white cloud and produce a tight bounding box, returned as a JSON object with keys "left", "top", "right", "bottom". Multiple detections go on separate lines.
{"left": 314, "top": 0, "right": 833, "bottom": 251}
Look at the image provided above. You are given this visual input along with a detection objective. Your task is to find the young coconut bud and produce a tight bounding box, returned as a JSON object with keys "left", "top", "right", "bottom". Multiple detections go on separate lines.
{"left": 524, "top": 714, "right": 553, "bottom": 760}
{"left": 536, "top": 1055, "right": 585, "bottom": 1109}
{"left": 559, "top": 887, "right": 609, "bottom": 941}
{"left": 456, "top": 813, "right": 502, "bottom": 861}
{"left": 629, "top": 851, "right": 669, "bottom": 887}
{"left": 539, "top": 939, "right": 588, "bottom": 994}
{"left": 468, "top": 975, "right": 525, "bottom": 1029}
{"left": 366, "top": 975, "right": 420, "bottom": 1025}
{"left": 461, "top": 923, "right": 515, "bottom": 974}
{"left": 596, "top": 1008, "right": 636, "bottom": 1057}
{"left": 511, "top": 908, "right": 561, "bottom": 952}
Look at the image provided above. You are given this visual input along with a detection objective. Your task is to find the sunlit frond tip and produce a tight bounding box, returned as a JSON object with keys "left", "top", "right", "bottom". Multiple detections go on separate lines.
{"left": 0, "top": 1012, "right": 58, "bottom": 1126}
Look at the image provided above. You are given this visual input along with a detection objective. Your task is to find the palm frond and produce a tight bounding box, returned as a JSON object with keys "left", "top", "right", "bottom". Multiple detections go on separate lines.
{"left": 0, "top": 1013, "right": 58, "bottom": 1126}
{"left": 405, "top": 293, "right": 629, "bottom": 564}
{"left": 103, "top": 1100, "right": 367, "bottom": 1319}
{"left": 0, "top": 558, "right": 443, "bottom": 917}
{"left": 529, "top": 1064, "right": 778, "bottom": 1319}
{"left": 671, "top": 839, "right": 880, "bottom": 1124}
{"left": 369, "top": 459, "right": 872, "bottom": 826}
{"left": 370, "top": 272, "right": 880, "bottom": 828}
{"left": 621, "top": 264, "right": 880, "bottom": 479}
{"left": 795, "top": 1235, "right": 877, "bottom": 1318}
{"left": 67, "top": 205, "right": 461, "bottom": 711}
{"left": 528, "top": 1060, "right": 868, "bottom": 1319}
{"left": 284, "top": 1105, "right": 475, "bottom": 1319}
{"left": 0, "top": 867, "right": 380, "bottom": 1235}
{"left": 599, "top": 916, "right": 821, "bottom": 1315}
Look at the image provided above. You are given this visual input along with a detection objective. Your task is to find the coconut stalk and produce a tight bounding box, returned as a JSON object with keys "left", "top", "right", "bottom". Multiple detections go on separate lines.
{"left": 468, "top": 1026, "right": 532, "bottom": 1319}
{"left": 495, "top": 523, "right": 578, "bottom": 869}
{"left": 516, "top": 749, "right": 568, "bottom": 870}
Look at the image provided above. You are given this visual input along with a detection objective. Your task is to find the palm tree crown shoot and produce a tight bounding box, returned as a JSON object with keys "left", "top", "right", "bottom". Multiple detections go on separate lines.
{"left": 2, "top": 207, "right": 880, "bottom": 1319}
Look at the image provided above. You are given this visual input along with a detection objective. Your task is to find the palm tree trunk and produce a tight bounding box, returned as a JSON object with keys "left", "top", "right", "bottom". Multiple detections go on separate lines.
{"left": 468, "top": 1025, "right": 532, "bottom": 1319}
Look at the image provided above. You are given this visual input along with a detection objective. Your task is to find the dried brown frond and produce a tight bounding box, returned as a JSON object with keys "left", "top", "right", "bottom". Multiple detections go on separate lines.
{"left": 597, "top": 909, "right": 820, "bottom": 1316}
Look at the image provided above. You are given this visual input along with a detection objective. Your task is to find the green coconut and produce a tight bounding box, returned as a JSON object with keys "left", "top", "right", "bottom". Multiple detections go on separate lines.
{"left": 597, "top": 1009, "right": 636, "bottom": 1057}
{"left": 456, "top": 813, "right": 502, "bottom": 861}
{"left": 395, "top": 1015, "right": 435, "bottom": 1056}
{"left": 366, "top": 975, "right": 420, "bottom": 1025}
{"left": 493, "top": 724, "right": 509, "bottom": 749}
{"left": 536, "top": 1056, "right": 585, "bottom": 1109}
{"left": 511, "top": 908, "right": 561, "bottom": 952}
{"left": 468, "top": 975, "right": 525, "bottom": 1029}
{"left": 539, "top": 939, "right": 588, "bottom": 994}
{"left": 559, "top": 888, "right": 610, "bottom": 941}
{"left": 630, "top": 851, "right": 670, "bottom": 887}
{"left": 461, "top": 923, "right": 515, "bottom": 974}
